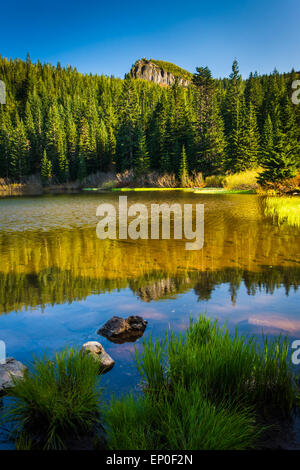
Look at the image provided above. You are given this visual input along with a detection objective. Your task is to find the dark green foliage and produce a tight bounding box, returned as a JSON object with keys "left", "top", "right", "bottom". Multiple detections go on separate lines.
{"left": 0, "top": 55, "right": 299, "bottom": 183}
{"left": 3, "top": 347, "right": 102, "bottom": 450}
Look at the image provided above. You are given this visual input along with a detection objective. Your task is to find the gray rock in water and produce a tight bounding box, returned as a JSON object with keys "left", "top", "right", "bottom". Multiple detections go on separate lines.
{"left": 97, "top": 315, "right": 147, "bottom": 344}
{"left": 81, "top": 341, "right": 115, "bottom": 373}
{"left": 0, "top": 357, "right": 26, "bottom": 394}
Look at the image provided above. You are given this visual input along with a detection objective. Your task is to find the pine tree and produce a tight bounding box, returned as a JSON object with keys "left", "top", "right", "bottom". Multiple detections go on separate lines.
{"left": 134, "top": 122, "right": 149, "bottom": 176}
{"left": 237, "top": 102, "right": 260, "bottom": 170}
{"left": 116, "top": 77, "right": 139, "bottom": 171}
{"left": 40, "top": 149, "right": 53, "bottom": 184}
{"left": 193, "top": 67, "right": 225, "bottom": 175}
{"left": 261, "top": 114, "right": 274, "bottom": 163}
{"left": 179, "top": 145, "right": 188, "bottom": 187}
{"left": 223, "top": 60, "right": 244, "bottom": 171}
{"left": 258, "top": 135, "right": 299, "bottom": 185}
{"left": 9, "top": 115, "right": 29, "bottom": 181}
{"left": 0, "top": 111, "right": 12, "bottom": 178}
{"left": 77, "top": 155, "right": 86, "bottom": 182}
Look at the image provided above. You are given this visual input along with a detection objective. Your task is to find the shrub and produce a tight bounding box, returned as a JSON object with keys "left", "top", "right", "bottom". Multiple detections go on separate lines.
{"left": 3, "top": 347, "right": 102, "bottom": 449}
{"left": 224, "top": 169, "right": 261, "bottom": 191}
{"left": 204, "top": 174, "right": 225, "bottom": 188}
{"left": 153, "top": 172, "right": 177, "bottom": 188}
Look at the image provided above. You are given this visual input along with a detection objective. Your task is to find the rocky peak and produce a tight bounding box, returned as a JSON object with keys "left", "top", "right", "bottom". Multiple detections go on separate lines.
{"left": 130, "top": 58, "right": 191, "bottom": 87}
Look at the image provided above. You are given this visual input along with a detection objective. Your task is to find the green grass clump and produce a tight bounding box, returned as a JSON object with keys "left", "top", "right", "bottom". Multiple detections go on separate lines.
{"left": 3, "top": 347, "right": 102, "bottom": 450}
{"left": 264, "top": 196, "right": 300, "bottom": 228}
{"left": 106, "top": 315, "right": 299, "bottom": 450}
{"left": 168, "top": 319, "right": 295, "bottom": 411}
{"left": 105, "top": 386, "right": 260, "bottom": 450}
{"left": 137, "top": 318, "right": 296, "bottom": 412}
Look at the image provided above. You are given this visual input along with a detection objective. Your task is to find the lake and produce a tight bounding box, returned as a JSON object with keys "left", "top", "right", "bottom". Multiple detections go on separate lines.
{"left": 0, "top": 192, "right": 299, "bottom": 448}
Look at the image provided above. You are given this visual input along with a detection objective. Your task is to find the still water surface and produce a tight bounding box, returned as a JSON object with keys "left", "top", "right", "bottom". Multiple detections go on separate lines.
{"left": 0, "top": 192, "right": 299, "bottom": 447}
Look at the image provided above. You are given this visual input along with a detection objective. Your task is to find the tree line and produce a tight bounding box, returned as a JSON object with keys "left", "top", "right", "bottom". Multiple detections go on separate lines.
{"left": 0, "top": 54, "right": 299, "bottom": 184}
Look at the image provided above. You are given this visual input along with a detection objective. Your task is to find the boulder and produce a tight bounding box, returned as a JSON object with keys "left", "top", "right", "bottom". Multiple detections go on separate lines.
{"left": 0, "top": 357, "right": 26, "bottom": 394}
{"left": 97, "top": 315, "right": 147, "bottom": 344}
{"left": 81, "top": 341, "right": 114, "bottom": 373}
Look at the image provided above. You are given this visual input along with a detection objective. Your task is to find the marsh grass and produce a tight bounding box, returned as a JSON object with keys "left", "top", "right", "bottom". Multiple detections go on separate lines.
{"left": 137, "top": 317, "right": 296, "bottom": 412}
{"left": 105, "top": 386, "right": 260, "bottom": 450}
{"left": 3, "top": 347, "right": 102, "bottom": 450}
{"left": 264, "top": 196, "right": 300, "bottom": 228}
{"left": 105, "top": 316, "right": 298, "bottom": 450}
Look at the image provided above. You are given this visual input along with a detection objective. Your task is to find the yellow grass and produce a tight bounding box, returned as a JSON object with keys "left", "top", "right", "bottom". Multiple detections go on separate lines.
{"left": 265, "top": 197, "right": 300, "bottom": 228}
{"left": 223, "top": 169, "right": 262, "bottom": 191}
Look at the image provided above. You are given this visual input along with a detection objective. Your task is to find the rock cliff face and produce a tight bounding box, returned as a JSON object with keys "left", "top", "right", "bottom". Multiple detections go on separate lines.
{"left": 130, "top": 59, "right": 191, "bottom": 87}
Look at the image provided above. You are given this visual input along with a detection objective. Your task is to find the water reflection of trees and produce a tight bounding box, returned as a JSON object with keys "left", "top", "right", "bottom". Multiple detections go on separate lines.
{"left": 0, "top": 216, "right": 299, "bottom": 314}
{"left": 0, "top": 266, "right": 299, "bottom": 315}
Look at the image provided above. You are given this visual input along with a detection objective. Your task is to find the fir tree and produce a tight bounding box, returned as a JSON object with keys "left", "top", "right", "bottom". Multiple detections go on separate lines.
{"left": 258, "top": 135, "right": 299, "bottom": 185}
{"left": 40, "top": 149, "right": 53, "bottom": 184}
{"left": 179, "top": 145, "right": 188, "bottom": 187}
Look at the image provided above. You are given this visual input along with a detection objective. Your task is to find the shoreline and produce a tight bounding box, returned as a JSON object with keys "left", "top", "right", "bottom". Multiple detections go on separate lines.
{"left": 0, "top": 183, "right": 299, "bottom": 198}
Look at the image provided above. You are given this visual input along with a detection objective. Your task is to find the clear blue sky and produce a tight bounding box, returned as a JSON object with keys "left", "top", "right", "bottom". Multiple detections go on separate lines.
{"left": 1, "top": 0, "right": 299, "bottom": 79}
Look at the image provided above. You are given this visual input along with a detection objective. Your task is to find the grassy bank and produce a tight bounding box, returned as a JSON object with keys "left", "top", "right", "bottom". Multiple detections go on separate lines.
{"left": 2, "top": 169, "right": 299, "bottom": 197}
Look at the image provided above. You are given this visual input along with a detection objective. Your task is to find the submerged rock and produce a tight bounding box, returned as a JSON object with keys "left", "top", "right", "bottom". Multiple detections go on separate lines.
{"left": 0, "top": 357, "right": 26, "bottom": 393}
{"left": 81, "top": 341, "right": 114, "bottom": 373}
{"left": 97, "top": 315, "right": 147, "bottom": 344}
